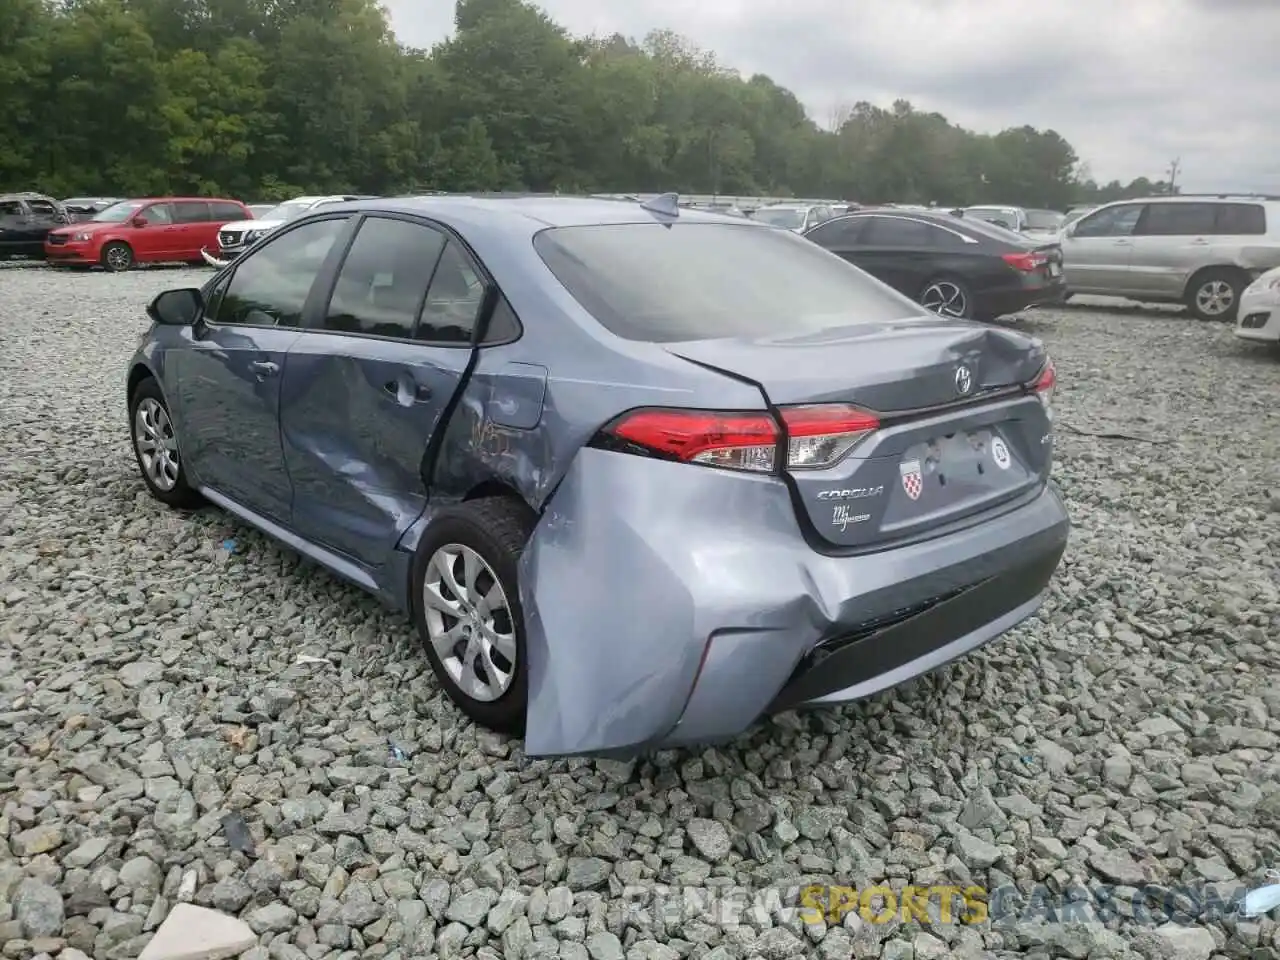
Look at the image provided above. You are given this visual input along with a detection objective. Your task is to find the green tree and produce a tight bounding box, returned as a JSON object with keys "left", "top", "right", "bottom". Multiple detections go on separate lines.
{"left": 0, "top": 0, "right": 1170, "bottom": 205}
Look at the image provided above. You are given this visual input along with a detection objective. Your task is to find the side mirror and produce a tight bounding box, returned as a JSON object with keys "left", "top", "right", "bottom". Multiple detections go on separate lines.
{"left": 148, "top": 288, "right": 203, "bottom": 326}
{"left": 131, "top": 217, "right": 147, "bottom": 228}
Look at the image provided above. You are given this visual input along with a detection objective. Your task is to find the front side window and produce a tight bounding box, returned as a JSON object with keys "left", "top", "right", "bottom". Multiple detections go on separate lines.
{"left": 324, "top": 216, "right": 446, "bottom": 339}
{"left": 1073, "top": 204, "right": 1144, "bottom": 238}
{"left": 212, "top": 217, "right": 349, "bottom": 328}
{"left": 141, "top": 204, "right": 174, "bottom": 225}
{"left": 534, "top": 221, "right": 920, "bottom": 343}
{"left": 805, "top": 217, "right": 867, "bottom": 247}
{"left": 27, "top": 200, "right": 59, "bottom": 218}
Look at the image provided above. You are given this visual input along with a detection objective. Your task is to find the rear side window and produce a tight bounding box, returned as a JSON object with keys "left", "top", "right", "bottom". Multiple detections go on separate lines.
{"left": 533, "top": 222, "right": 920, "bottom": 342}
{"left": 417, "top": 240, "right": 486, "bottom": 344}
{"left": 1136, "top": 203, "right": 1217, "bottom": 236}
{"left": 173, "top": 201, "right": 211, "bottom": 223}
{"left": 1215, "top": 203, "right": 1266, "bottom": 235}
{"left": 210, "top": 202, "right": 245, "bottom": 221}
{"left": 0, "top": 201, "right": 23, "bottom": 216}
{"left": 324, "top": 216, "right": 446, "bottom": 339}
{"left": 863, "top": 217, "right": 939, "bottom": 247}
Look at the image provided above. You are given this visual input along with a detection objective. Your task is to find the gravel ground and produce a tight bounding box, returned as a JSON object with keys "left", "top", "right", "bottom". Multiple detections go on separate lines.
{"left": 1, "top": 264, "right": 1278, "bottom": 960}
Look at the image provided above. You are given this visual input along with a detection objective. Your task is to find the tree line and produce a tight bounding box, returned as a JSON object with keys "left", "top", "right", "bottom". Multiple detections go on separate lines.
{"left": 0, "top": 0, "right": 1174, "bottom": 208}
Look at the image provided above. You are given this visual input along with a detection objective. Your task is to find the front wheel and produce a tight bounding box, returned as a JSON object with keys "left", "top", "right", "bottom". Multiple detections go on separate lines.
{"left": 920, "top": 277, "right": 974, "bottom": 319}
{"left": 1186, "top": 269, "right": 1245, "bottom": 322}
{"left": 411, "top": 497, "right": 535, "bottom": 734}
{"left": 129, "top": 377, "right": 202, "bottom": 508}
{"left": 102, "top": 241, "right": 134, "bottom": 272}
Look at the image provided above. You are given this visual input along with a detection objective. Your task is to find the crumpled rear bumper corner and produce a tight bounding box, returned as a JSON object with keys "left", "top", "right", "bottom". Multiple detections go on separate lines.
{"left": 517, "top": 448, "right": 1068, "bottom": 759}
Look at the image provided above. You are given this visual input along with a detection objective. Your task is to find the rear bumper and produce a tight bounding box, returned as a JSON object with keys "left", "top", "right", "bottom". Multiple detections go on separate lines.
{"left": 980, "top": 277, "right": 1068, "bottom": 318}
{"left": 518, "top": 447, "right": 1069, "bottom": 758}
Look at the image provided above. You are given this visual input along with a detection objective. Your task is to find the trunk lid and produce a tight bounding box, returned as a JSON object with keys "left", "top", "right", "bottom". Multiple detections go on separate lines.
{"left": 664, "top": 319, "right": 1053, "bottom": 550}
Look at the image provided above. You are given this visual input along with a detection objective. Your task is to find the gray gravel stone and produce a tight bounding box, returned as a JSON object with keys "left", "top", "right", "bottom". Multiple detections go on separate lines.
{"left": 0, "top": 276, "right": 1277, "bottom": 960}
{"left": 13, "top": 879, "right": 64, "bottom": 938}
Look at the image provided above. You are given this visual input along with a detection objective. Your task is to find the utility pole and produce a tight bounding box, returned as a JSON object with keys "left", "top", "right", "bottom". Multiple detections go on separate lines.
{"left": 1166, "top": 158, "right": 1180, "bottom": 195}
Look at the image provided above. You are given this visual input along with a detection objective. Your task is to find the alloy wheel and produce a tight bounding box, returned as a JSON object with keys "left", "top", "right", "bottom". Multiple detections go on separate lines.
{"left": 422, "top": 544, "right": 517, "bottom": 702}
{"left": 105, "top": 245, "right": 131, "bottom": 271}
{"left": 1195, "top": 280, "right": 1234, "bottom": 318}
{"left": 134, "top": 398, "right": 180, "bottom": 491}
{"left": 922, "top": 281, "right": 968, "bottom": 318}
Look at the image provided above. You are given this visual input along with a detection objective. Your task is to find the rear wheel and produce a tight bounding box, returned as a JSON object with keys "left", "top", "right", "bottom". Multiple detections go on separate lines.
{"left": 1185, "top": 268, "right": 1245, "bottom": 322}
{"left": 102, "top": 241, "right": 134, "bottom": 272}
{"left": 410, "top": 497, "right": 535, "bottom": 734}
{"left": 919, "top": 277, "right": 973, "bottom": 319}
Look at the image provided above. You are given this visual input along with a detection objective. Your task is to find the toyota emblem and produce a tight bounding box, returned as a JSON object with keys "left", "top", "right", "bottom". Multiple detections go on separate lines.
{"left": 954, "top": 365, "right": 973, "bottom": 395}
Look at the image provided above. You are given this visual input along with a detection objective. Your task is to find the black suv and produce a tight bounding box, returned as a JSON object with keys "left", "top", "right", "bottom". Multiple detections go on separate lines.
{"left": 0, "top": 192, "right": 69, "bottom": 260}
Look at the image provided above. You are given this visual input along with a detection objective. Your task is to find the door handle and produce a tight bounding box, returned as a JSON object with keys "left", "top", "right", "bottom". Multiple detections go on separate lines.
{"left": 384, "top": 379, "right": 432, "bottom": 403}
{"left": 1190, "top": 238, "right": 1209, "bottom": 245}
{"left": 249, "top": 360, "right": 279, "bottom": 378}
{"left": 1113, "top": 239, "right": 1131, "bottom": 245}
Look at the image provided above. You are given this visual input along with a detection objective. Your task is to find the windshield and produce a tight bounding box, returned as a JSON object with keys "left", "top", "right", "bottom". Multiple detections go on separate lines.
{"left": 533, "top": 222, "right": 921, "bottom": 342}
{"left": 752, "top": 207, "right": 806, "bottom": 229}
{"left": 92, "top": 201, "right": 145, "bottom": 222}
{"left": 1025, "top": 209, "right": 1064, "bottom": 230}
{"left": 1063, "top": 207, "right": 1095, "bottom": 227}
{"left": 260, "top": 200, "right": 316, "bottom": 222}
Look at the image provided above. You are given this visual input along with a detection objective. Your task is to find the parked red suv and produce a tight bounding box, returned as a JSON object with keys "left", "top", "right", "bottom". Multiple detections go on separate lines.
{"left": 44, "top": 197, "right": 251, "bottom": 271}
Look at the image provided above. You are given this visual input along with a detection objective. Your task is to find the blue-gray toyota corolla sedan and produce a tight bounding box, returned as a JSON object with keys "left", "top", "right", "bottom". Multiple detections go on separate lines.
{"left": 125, "top": 193, "right": 1070, "bottom": 758}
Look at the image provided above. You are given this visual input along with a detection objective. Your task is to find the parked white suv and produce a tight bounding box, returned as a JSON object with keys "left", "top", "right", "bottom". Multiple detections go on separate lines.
{"left": 201, "top": 195, "right": 366, "bottom": 267}
{"left": 1059, "top": 195, "right": 1280, "bottom": 321}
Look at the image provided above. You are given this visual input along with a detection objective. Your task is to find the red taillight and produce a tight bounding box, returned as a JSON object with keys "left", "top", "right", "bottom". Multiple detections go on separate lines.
{"left": 779, "top": 404, "right": 880, "bottom": 470}
{"left": 1030, "top": 358, "right": 1055, "bottom": 415}
{"left": 1002, "top": 251, "right": 1048, "bottom": 272}
{"left": 608, "top": 409, "right": 778, "bottom": 473}
{"left": 601, "top": 404, "right": 880, "bottom": 474}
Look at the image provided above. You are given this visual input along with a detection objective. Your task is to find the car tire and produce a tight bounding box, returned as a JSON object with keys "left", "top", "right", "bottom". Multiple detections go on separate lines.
{"left": 919, "top": 276, "right": 974, "bottom": 319}
{"left": 410, "top": 497, "right": 535, "bottom": 734}
{"left": 1185, "top": 268, "right": 1245, "bottom": 323}
{"left": 128, "top": 377, "right": 203, "bottom": 509}
{"left": 102, "top": 241, "right": 134, "bottom": 273}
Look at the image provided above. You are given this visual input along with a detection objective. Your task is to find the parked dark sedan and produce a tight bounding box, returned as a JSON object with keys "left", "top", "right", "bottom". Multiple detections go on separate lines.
{"left": 0, "top": 192, "right": 68, "bottom": 259}
{"left": 803, "top": 209, "right": 1066, "bottom": 321}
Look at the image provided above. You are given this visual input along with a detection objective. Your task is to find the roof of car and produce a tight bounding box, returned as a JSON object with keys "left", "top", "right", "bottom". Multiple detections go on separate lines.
{"left": 114, "top": 197, "right": 246, "bottom": 204}
{"left": 312, "top": 195, "right": 768, "bottom": 232}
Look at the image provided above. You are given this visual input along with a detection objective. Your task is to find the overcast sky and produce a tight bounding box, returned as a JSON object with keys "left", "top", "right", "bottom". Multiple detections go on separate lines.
{"left": 382, "top": 0, "right": 1277, "bottom": 194}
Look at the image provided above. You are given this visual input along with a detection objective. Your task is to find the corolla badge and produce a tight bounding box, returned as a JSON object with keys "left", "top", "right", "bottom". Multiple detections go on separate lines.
{"left": 954, "top": 364, "right": 973, "bottom": 395}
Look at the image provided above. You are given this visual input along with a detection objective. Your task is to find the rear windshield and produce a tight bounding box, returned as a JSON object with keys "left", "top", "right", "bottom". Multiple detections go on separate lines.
{"left": 1025, "top": 209, "right": 1064, "bottom": 230}
{"left": 533, "top": 222, "right": 922, "bottom": 342}
{"left": 951, "top": 215, "right": 1032, "bottom": 245}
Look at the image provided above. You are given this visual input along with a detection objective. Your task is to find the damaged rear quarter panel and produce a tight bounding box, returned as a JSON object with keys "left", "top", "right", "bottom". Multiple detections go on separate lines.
{"left": 516, "top": 447, "right": 825, "bottom": 758}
